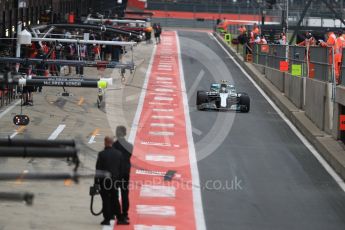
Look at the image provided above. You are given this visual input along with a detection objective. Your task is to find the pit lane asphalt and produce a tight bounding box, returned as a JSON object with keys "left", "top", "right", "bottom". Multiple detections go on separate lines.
{"left": 179, "top": 31, "right": 345, "bottom": 230}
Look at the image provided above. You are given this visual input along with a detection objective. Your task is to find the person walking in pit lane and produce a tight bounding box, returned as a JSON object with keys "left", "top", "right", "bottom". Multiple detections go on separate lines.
{"left": 153, "top": 23, "right": 162, "bottom": 44}
{"left": 95, "top": 136, "right": 129, "bottom": 226}
{"left": 112, "top": 126, "right": 133, "bottom": 224}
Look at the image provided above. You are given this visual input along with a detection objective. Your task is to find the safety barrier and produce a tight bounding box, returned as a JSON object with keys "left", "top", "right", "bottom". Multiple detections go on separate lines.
{"left": 221, "top": 28, "right": 335, "bottom": 83}
{"left": 250, "top": 44, "right": 334, "bottom": 83}
{"left": 220, "top": 32, "right": 337, "bottom": 133}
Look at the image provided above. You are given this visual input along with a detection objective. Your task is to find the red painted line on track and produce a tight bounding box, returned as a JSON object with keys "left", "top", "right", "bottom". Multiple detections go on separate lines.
{"left": 116, "top": 31, "right": 197, "bottom": 229}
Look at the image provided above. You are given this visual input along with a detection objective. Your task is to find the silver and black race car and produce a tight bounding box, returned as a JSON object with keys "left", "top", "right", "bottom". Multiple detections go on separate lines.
{"left": 196, "top": 81, "right": 250, "bottom": 112}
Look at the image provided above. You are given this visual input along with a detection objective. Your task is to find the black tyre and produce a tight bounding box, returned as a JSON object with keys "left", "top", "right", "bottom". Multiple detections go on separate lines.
{"left": 239, "top": 94, "right": 250, "bottom": 113}
{"left": 196, "top": 91, "right": 208, "bottom": 110}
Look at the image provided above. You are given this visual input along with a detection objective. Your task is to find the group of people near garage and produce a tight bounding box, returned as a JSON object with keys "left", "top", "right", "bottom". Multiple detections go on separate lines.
{"left": 18, "top": 28, "right": 128, "bottom": 106}
{"left": 296, "top": 29, "right": 345, "bottom": 84}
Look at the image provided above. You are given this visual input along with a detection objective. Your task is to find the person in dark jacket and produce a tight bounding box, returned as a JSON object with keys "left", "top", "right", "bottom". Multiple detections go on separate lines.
{"left": 95, "top": 136, "right": 128, "bottom": 225}
{"left": 153, "top": 23, "right": 162, "bottom": 44}
{"left": 112, "top": 126, "right": 133, "bottom": 222}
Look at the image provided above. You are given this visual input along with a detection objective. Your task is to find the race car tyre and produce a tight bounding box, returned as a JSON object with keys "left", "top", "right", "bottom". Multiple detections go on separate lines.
{"left": 239, "top": 94, "right": 250, "bottom": 113}
{"left": 196, "top": 91, "right": 208, "bottom": 110}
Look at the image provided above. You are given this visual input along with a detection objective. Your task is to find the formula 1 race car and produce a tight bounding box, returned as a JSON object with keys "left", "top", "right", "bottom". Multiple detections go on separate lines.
{"left": 196, "top": 81, "right": 250, "bottom": 112}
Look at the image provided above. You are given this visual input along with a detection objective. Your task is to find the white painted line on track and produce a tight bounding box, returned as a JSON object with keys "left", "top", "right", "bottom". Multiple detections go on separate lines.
{"left": 140, "top": 141, "right": 171, "bottom": 147}
{"left": 0, "top": 100, "right": 20, "bottom": 120}
{"left": 177, "top": 32, "right": 206, "bottom": 230}
{"left": 156, "top": 85, "right": 177, "bottom": 88}
{"left": 158, "top": 67, "right": 173, "bottom": 71}
{"left": 154, "top": 96, "right": 174, "bottom": 101}
{"left": 149, "top": 131, "right": 175, "bottom": 136}
{"left": 157, "top": 77, "right": 173, "bottom": 81}
{"left": 140, "top": 185, "right": 176, "bottom": 198}
{"left": 136, "top": 169, "right": 166, "bottom": 176}
{"left": 9, "top": 126, "right": 25, "bottom": 139}
{"left": 128, "top": 45, "right": 158, "bottom": 143}
{"left": 88, "top": 128, "right": 100, "bottom": 144}
{"left": 149, "top": 102, "right": 171, "bottom": 106}
{"left": 149, "top": 93, "right": 174, "bottom": 97}
{"left": 152, "top": 115, "right": 174, "bottom": 119}
{"left": 155, "top": 88, "right": 174, "bottom": 92}
{"left": 158, "top": 64, "right": 172, "bottom": 67}
{"left": 155, "top": 81, "right": 173, "bottom": 85}
{"left": 136, "top": 205, "right": 176, "bottom": 216}
{"left": 152, "top": 108, "right": 174, "bottom": 112}
{"left": 134, "top": 225, "right": 175, "bottom": 230}
{"left": 48, "top": 124, "right": 66, "bottom": 140}
{"left": 150, "top": 123, "right": 175, "bottom": 128}
{"left": 9, "top": 132, "right": 18, "bottom": 139}
{"left": 145, "top": 154, "right": 175, "bottom": 162}
{"left": 88, "top": 136, "right": 96, "bottom": 144}
{"left": 211, "top": 32, "right": 345, "bottom": 192}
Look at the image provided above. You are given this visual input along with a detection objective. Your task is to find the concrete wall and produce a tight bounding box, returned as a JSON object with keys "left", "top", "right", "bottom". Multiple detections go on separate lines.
{"left": 305, "top": 78, "right": 327, "bottom": 131}
{"left": 265, "top": 67, "right": 284, "bottom": 92}
{"left": 284, "top": 74, "right": 304, "bottom": 109}
{"left": 253, "top": 63, "right": 265, "bottom": 75}
{"left": 324, "top": 83, "right": 334, "bottom": 134}
{"left": 335, "top": 85, "right": 345, "bottom": 105}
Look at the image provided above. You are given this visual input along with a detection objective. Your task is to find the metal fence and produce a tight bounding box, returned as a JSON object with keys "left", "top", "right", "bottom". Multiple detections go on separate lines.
{"left": 340, "top": 50, "right": 345, "bottom": 86}
{"left": 250, "top": 43, "right": 332, "bottom": 82}
{"left": 309, "top": 47, "right": 332, "bottom": 82}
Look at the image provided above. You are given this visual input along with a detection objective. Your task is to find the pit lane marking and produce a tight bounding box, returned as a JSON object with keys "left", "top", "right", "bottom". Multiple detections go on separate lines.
{"left": 13, "top": 170, "right": 29, "bottom": 185}
{"left": 150, "top": 123, "right": 175, "bottom": 128}
{"left": 154, "top": 85, "right": 177, "bottom": 89}
{"left": 88, "top": 128, "right": 100, "bottom": 144}
{"left": 140, "top": 141, "right": 171, "bottom": 147}
{"left": 0, "top": 100, "right": 21, "bottom": 120}
{"left": 157, "top": 77, "right": 173, "bottom": 81}
{"left": 152, "top": 108, "right": 174, "bottom": 112}
{"left": 149, "top": 92, "right": 174, "bottom": 96}
{"left": 149, "top": 102, "right": 172, "bottom": 106}
{"left": 10, "top": 126, "right": 26, "bottom": 139}
{"left": 77, "top": 96, "right": 84, "bottom": 106}
{"left": 154, "top": 96, "right": 174, "bottom": 101}
{"left": 149, "top": 131, "right": 174, "bottom": 136}
{"left": 152, "top": 115, "right": 174, "bottom": 120}
{"left": 48, "top": 124, "right": 66, "bottom": 140}
{"left": 145, "top": 154, "right": 175, "bottom": 162}
{"left": 155, "top": 88, "right": 174, "bottom": 92}
{"left": 155, "top": 81, "right": 173, "bottom": 85}
{"left": 136, "top": 205, "right": 176, "bottom": 216}
{"left": 140, "top": 185, "right": 176, "bottom": 198}
{"left": 134, "top": 225, "right": 175, "bottom": 230}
